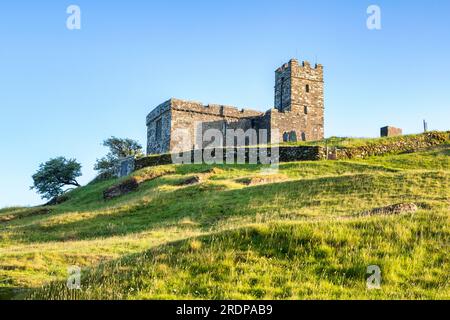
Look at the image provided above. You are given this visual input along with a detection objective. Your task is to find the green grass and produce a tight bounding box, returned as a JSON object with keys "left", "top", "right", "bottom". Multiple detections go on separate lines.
{"left": 28, "top": 215, "right": 449, "bottom": 300}
{"left": 0, "top": 140, "right": 448, "bottom": 300}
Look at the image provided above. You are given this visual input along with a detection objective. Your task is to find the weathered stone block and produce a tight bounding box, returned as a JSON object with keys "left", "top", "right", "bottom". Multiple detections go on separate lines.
{"left": 114, "top": 156, "right": 135, "bottom": 178}
{"left": 381, "top": 126, "right": 403, "bottom": 137}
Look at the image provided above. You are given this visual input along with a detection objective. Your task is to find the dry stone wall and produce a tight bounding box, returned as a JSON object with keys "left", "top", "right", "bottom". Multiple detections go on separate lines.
{"left": 136, "top": 132, "right": 449, "bottom": 171}
{"left": 334, "top": 132, "right": 448, "bottom": 159}
{"left": 136, "top": 146, "right": 324, "bottom": 169}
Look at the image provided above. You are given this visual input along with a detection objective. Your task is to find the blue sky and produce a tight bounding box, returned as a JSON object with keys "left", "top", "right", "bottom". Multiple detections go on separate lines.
{"left": 0, "top": 0, "right": 449, "bottom": 207}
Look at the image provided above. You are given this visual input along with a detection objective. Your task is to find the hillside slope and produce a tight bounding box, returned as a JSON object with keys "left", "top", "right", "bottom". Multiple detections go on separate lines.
{"left": 0, "top": 139, "right": 449, "bottom": 300}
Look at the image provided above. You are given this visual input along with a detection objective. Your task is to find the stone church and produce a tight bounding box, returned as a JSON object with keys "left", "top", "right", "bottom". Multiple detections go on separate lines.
{"left": 146, "top": 59, "right": 324, "bottom": 155}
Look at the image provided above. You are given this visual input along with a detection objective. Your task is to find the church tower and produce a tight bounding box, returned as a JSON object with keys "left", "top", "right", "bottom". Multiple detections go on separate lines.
{"left": 273, "top": 59, "right": 324, "bottom": 141}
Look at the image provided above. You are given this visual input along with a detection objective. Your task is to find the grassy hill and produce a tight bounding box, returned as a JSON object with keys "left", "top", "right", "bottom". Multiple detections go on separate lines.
{"left": 0, "top": 134, "right": 449, "bottom": 300}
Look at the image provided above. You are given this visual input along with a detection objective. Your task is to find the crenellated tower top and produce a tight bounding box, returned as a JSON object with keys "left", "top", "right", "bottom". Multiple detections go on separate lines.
{"left": 274, "top": 59, "right": 323, "bottom": 112}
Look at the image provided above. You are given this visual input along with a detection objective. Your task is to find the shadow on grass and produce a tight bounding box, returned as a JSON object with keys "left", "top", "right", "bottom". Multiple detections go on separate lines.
{"left": 12, "top": 172, "right": 420, "bottom": 244}
{"left": 26, "top": 210, "right": 448, "bottom": 300}
{"left": 0, "top": 286, "right": 31, "bottom": 300}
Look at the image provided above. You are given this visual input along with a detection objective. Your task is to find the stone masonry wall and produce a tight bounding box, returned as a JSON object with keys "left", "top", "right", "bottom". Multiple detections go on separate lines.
{"left": 291, "top": 60, "right": 324, "bottom": 141}
{"left": 274, "top": 62, "right": 292, "bottom": 112}
{"left": 152, "top": 99, "right": 264, "bottom": 154}
{"left": 146, "top": 100, "right": 172, "bottom": 154}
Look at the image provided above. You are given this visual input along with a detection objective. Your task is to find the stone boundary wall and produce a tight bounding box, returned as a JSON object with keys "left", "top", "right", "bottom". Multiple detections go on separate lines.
{"left": 135, "top": 146, "right": 325, "bottom": 170}
{"left": 334, "top": 132, "right": 448, "bottom": 160}
{"left": 135, "top": 154, "right": 174, "bottom": 170}
{"left": 134, "top": 132, "right": 449, "bottom": 171}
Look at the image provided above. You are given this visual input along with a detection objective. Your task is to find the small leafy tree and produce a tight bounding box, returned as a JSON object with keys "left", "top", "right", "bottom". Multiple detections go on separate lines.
{"left": 94, "top": 137, "right": 143, "bottom": 175}
{"left": 31, "top": 157, "right": 82, "bottom": 200}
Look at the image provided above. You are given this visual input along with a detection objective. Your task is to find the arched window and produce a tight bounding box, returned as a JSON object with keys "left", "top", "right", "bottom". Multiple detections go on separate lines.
{"left": 283, "top": 132, "right": 289, "bottom": 142}
{"left": 304, "top": 106, "right": 308, "bottom": 115}
{"left": 306, "top": 84, "right": 310, "bottom": 93}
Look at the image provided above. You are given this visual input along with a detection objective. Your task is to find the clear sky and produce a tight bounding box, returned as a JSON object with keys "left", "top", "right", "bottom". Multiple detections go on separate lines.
{"left": 0, "top": 0, "right": 449, "bottom": 207}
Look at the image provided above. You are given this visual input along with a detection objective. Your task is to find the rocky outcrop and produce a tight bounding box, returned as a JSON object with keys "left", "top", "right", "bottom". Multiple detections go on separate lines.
{"left": 177, "top": 175, "right": 202, "bottom": 186}
{"left": 103, "top": 167, "right": 177, "bottom": 200}
{"left": 45, "top": 194, "right": 69, "bottom": 206}
{"left": 361, "top": 203, "right": 418, "bottom": 217}
{"left": 103, "top": 178, "right": 139, "bottom": 200}
{"left": 237, "top": 174, "right": 288, "bottom": 186}
{"left": 176, "top": 168, "right": 224, "bottom": 186}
